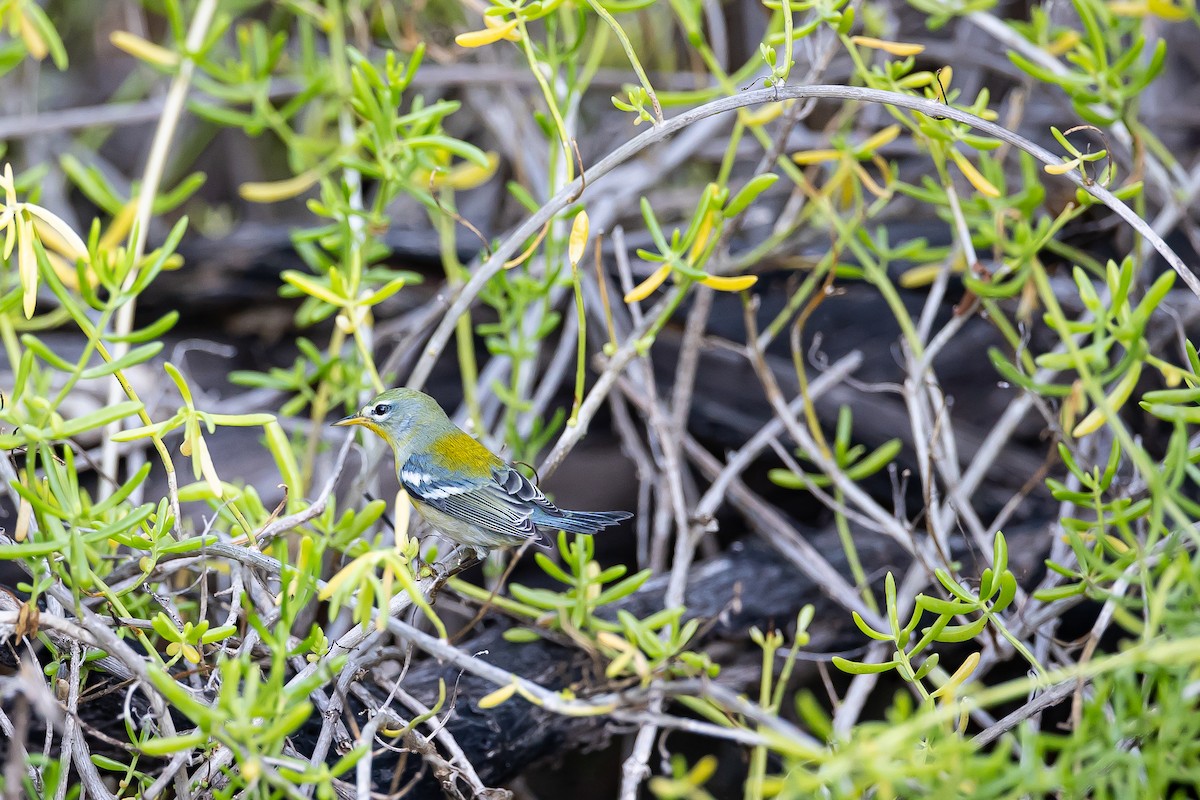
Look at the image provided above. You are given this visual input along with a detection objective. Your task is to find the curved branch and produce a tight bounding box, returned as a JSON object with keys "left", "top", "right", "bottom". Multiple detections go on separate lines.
{"left": 406, "top": 84, "right": 1196, "bottom": 392}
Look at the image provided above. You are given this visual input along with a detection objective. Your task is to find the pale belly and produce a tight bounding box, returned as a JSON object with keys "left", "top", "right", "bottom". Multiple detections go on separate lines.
{"left": 412, "top": 500, "right": 533, "bottom": 548}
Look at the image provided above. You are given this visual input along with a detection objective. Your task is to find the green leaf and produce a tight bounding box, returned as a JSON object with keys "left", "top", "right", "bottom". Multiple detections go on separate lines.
{"left": 993, "top": 572, "right": 1018, "bottom": 612}
{"left": 534, "top": 552, "right": 573, "bottom": 584}
{"left": 139, "top": 730, "right": 209, "bottom": 756}
{"left": 933, "top": 616, "right": 988, "bottom": 643}
{"left": 593, "top": 570, "right": 652, "bottom": 605}
{"left": 21, "top": 334, "right": 76, "bottom": 371}
{"left": 151, "top": 613, "right": 181, "bottom": 641}
{"left": 915, "top": 593, "right": 973, "bottom": 616}
{"left": 851, "top": 611, "right": 892, "bottom": 641}
{"left": 57, "top": 401, "right": 143, "bottom": 439}
{"left": 157, "top": 534, "right": 219, "bottom": 555}
{"left": 403, "top": 135, "right": 489, "bottom": 168}
{"left": 60, "top": 155, "right": 125, "bottom": 215}
{"left": 979, "top": 568, "right": 996, "bottom": 600}
{"left": 90, "top": 754, "right": 131, "bottom": 772}
{"left": 359, "top": 276, "right": 409, "bottom": 306}
{"left": 846, "top": 439, "right": 903, "bottom": 480}
{"left": 1034, "top": 583, "right": 1085, "bottom": 602}
{"left": 282, "top": 271, "right": 344, "bottom": 306}
{"left": 719, "top": 175, "right": 778, "bottom": 219}
{"left": 90, "top": 503, "right": 155, "bottom": 540}
{"left": 262, "top": 700, "right": 312, "bottom": 739}
{"left": 205, "top": 412, "right": 276, "bottom": 427}
{"left": 80, "top": 343, "right": 163, "bottom": 380}
{"left": 508, "top": 583, "right": 570, "bottom": 610}
{"left": 151, "top": 172, "right": 206, "bottom": 215}
{"left": 109, "top": 311, "right": 179, "bottom": 344}
{"left": 109, "top": 415, "right": 180, "bottom": 443}
{"left": 188, "top": 99, "right": 257, "bottom": 129}
{"left": 21, "top": 2, "right": 68, "bottom": 69}
{"left": 833, "top": 656, "right": 898, "bottom": 674}
{"left": 913, "top": 652, "right": 940, "bottom": 681}
{"left": 934, "top": 568, "right": 976, "bottom": 602}
{"left": 0, "top": 537, "right": 68, "bottom": 558}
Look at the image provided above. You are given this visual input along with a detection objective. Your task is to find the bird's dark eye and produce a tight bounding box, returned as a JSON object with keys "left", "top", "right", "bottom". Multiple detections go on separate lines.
{"left": 372, "top": 403, "right": 390, "bottom": 416}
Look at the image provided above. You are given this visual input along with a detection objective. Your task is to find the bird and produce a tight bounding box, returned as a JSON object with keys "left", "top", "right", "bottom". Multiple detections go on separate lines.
{"left": 334, "top": 388, "right": 632, "bottom": 558}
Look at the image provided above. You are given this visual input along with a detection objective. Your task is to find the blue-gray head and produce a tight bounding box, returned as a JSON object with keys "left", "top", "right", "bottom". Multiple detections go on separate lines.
{"left": 333, "top": 388, "right": 454, "bottom": 459}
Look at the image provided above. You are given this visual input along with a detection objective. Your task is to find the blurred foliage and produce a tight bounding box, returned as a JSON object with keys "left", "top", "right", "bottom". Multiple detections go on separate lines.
{"left": 0, "top": 0, "right": 1197, "bottom": 797}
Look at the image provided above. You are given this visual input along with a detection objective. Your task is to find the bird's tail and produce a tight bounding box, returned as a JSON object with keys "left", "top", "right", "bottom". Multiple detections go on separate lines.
{"left": 537, "top": 509, "right": 632, "bottom": 535}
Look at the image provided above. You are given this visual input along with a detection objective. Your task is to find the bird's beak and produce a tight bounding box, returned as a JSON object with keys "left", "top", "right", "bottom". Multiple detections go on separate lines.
{"left": 333, "top": 414, "right": 365, "bottom": 428}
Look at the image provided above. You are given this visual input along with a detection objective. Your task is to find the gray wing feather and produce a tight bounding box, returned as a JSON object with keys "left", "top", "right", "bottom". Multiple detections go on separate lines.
{"left": 401, "top": 454, "right": 555, "bottom": 542}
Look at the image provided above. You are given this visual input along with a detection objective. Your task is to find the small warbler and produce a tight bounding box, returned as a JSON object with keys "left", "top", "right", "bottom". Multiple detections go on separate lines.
{"left": 335, "top": 388, "right": 631, "bottom": 555}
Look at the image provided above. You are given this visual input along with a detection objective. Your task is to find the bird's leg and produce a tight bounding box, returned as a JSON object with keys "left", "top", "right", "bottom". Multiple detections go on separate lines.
{"left": 427, "top": 546, "right": 487, "bottom": 601}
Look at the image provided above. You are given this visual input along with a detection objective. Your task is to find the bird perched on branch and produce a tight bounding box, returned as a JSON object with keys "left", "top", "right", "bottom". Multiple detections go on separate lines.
{"left": 334, "top": 388, "right": 631, "bottom": 558}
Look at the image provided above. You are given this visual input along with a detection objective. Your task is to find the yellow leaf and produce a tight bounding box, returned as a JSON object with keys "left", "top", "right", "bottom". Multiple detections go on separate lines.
{"left": 1047, "top": 30, "right": 1081, "bottom": 55}
{"left": 623, "top": 264, "right": 671, "bottom": 303}
{"left": 193, "top": 433, "right": 224, "bottom": 498}
{"left": 282, "top": 270, "right": 344, "bottom": 305}
{"left": 17, "top": 12, "right": 47, "bottom": 60}
{"left": 949, "top": 148, "right": 1001, "bottom": 198}
{"left": 483, "top": 13, "right": 523, "bottom": 37}
{"left": 700, "top": 274, "right": 757, "bottom": 292}
{"left": 853, "top": 160, "right": 891, "bottom": 198}
{"left": 1104, "top": 535, "right": 1130, "bottom": 554}
{"left": 687, "top": 210, "right": 716, "bottom": 264}
{"left": 14, "top": 498, "right": 30, "bottom": 542}
{"left": 1106, "top": 0, "right": 1149, "bottom": 14}
{"left": 791, "top": 149, "right": 841, "bottom": 165}
{"left": 18, "top": 214, "right": 36, "bottom": 319}
{"left": 931, "top": 651, "right": 980, "bottom": 700}
{"left": 318, "top": 566, "right": 352, "bottom": 602}
{"left": 1146, "top": 0, "right": 1186, "bottom": 20}
{"left": 455, "top": 19, "right": 520, "bottom": 48}
{"left": 1, "top": 211, "right": 14, "bottom": 261}
{"left": 44, "top": 251, "right": 87, "bottom": 291}
{"left": 857, "top": 124, "right": 902, "bottom": 154}
{"left": 605, "top": 648, "right": 636, "bottom": 679}
{"left": 1158, "top": 363, "right": 1183, "bottom": 387}
{"left": 1060, "top": 380, "right": 1085, "bottom": 434}
{"left": 377, "top": 567, "right": 394, "bottom": 631}
{"left": 427, "top": 151, "right": 500, "bottom": 191}
{"left": 478, "top": 682, "right": 518, "bottom": 709}
{"left": 394, "top": 487, "right": 411, "bottom": 541}
{"left": 239, "top": 170, "right": 320, "bottom": 203}
{"left": 99, "top": 201, "right": 138, "bottom": 250}
{"left": 739, "top": 101, "right": 785, "bottom": 127}
{"left": 568, "top": 210, "right": 589, "bottom": 268}
{"left": 690, "top": 755, "right": 719, "bottom": 783}
{"left": 1017, "top": 275, "right": 1038, "bottom": 322}
{"left": 28, "top": 208, "right": 88, "bottom": 263}
{"left": 1044, "top": 158, "right": 1081, "bottom": 175}
{"left": 596, "top": 631, "right": 634, "bottom": 652}
{"left": 1, "top": 163, "right": 15, "bottom": 207}
{"left": 1071, "top": 362, "right": 1142, "bottom": 437}
{"left": 242, "top": 759, "right": 261, "bottom": 783}
{"left": 110, "top": 30, "right": 180, "bottom": 68}
{"left": 850, "top": 36, "right": 925, "bottom": 56}
{"left": 898, "top": 263, "right": 946, "bottom": 288}
{"left": 897, "top": 71, "right": 936, "bottom": 89}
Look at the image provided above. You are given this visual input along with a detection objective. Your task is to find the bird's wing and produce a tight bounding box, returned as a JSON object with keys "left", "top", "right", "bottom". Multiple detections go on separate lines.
{"left": 400, "top": 454, "right": 559, "bottom": 542}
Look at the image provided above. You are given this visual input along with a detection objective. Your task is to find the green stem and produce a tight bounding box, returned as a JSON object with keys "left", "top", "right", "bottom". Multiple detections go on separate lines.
{"left": 583, "top": 0, "right": 662, "bottom": 122}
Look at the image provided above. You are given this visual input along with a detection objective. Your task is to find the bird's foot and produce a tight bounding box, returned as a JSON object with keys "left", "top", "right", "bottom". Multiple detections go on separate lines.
{"left": 427, "top": 546, "right": 486, "bottom": 602}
